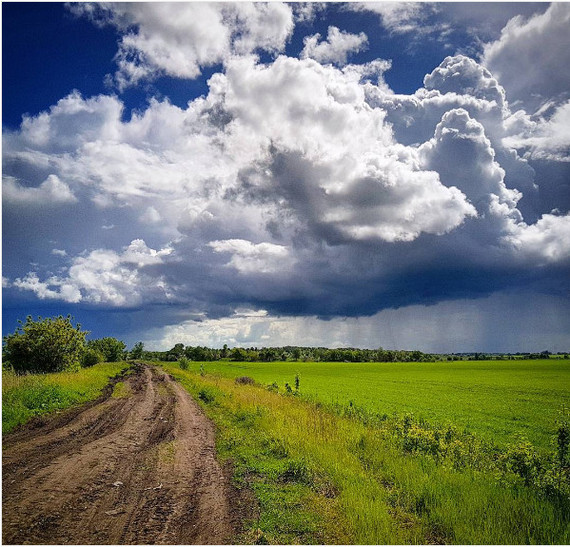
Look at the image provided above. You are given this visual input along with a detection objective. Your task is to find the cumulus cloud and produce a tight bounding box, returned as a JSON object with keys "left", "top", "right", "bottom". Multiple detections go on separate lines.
{"left": 293, "top": 3, "right": 326, "bottom": 24}
{"left": 71, "top": 2, "right": 294, "bottom": 89}
{"left": 12, "top": 240, "right": 173, "bottom": 306}
{"left": 502, "top": 214, "right": 570, "bottom": 264}
{"left": 503, "top": 100, "right": 570, "bottom": 162}
{"left": 483, "top": 3, "right": 570, "bottom": 111}
{"left": 3, "top": 43, "right": 568, "bottom": 325}
{"left": 3, "top": 174, "right": 77, "bottom": 205}
{"left": 301, "top": 26, "right": 368, "bottom": 65}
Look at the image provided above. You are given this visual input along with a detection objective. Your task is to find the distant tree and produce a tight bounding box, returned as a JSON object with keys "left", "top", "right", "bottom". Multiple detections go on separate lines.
{"left": 129, "top": 341, "right": 145, "bottom": 360}
{"left": 221, "top": 344, "right": 229, "bottom": 358}
{"left": 230, "top": 347, "right": 247, "bottom": 361}
{"left": 169, "top": 343, "right": 185, "bottom": 360}
{"left": 87, "top": 337, "right": 126, "bottom": 362}
{"left": 3, "top": 315, "right": 87, "bottom": 373}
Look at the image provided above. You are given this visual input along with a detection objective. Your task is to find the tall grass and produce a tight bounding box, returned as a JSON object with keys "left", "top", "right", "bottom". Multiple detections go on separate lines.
{"left": 163, "top": 363, "right": 569, "bottom": 545}
{"left": 2, "top": 362, "right": 129, "bottom": 433}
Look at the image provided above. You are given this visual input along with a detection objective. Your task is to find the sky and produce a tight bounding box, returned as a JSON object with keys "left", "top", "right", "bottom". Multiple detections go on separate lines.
{"left": 2, "top": 1, "right": 570, "bottom": 353}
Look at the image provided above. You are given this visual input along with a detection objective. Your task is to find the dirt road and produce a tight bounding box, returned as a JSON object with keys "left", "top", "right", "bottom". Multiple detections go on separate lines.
{"left": 2, "top": 364, "right": 238, "bottom": 545}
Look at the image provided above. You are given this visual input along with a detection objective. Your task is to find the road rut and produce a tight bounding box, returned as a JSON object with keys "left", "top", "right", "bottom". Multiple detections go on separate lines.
{"left": 2, "top": 363, "right": 236, "bottom": 545}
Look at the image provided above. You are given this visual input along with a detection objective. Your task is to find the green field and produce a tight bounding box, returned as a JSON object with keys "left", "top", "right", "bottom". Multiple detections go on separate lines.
{"left": 186, "top": 359, "right": 570, "bottom": 450}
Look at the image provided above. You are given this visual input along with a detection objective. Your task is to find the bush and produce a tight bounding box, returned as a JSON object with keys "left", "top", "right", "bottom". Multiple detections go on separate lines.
{"left": 87, "top": 337, "right": 126, "bottom": 362}
{"left": 198, "top": 387, "right": 215, "bottom": 404}
{"left": 3, "top": 315, "right": 87, "bottom": 374}
{"left": 179, "top": 357, "right": 190, "bottom": 370}
{"left": 82, "top": 348, "right": 104, "bottom": 367}
{"left": 235, "top": 376, "right": 255, "bottom": 385}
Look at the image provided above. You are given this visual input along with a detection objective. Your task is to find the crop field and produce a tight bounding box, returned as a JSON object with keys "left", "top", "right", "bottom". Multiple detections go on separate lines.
{"left": 185, "top": 359, "right": 570, "bottom": 450}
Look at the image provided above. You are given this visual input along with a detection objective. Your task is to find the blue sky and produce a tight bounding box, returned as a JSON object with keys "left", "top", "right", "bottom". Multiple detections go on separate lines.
{"left": 3, "top": 2, "right": 570, "bottom": 352}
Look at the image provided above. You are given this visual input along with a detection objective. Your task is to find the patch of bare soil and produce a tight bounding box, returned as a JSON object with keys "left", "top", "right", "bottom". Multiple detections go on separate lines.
{"left": 2, "top": 364, "right": 239, "bottom": 545}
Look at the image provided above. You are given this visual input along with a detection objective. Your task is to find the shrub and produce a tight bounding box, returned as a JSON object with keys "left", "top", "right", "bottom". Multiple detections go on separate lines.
{"left": 179, "top": 357, "right": 190, "bottom": 370}
{"left": 87, "top": 337, "right": 126, "bottom": 362}
{"left": 3, "top": 315, "right": 87, "bottom": 374}
{"left": 82, "top": 348, "right": 104, "bottom": 367}
{"left": 198, "top": 387, "right": 215, "bottom": 404}
{"left": 235, "top": 376, "right": 255, "bottom": 385}
{"left": 556, "top": 406, "right": 569, "bottom": 468}
{"left": 280, "top": 458, "right": 312, "bottom": 484}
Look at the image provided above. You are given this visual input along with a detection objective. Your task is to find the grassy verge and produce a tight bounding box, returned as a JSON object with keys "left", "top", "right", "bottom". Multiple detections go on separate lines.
{"left": 2, "top": 362, "right": 130, "bottom": 434}
{"left": 162, "top": 363, "right": 569, "bottom": 545}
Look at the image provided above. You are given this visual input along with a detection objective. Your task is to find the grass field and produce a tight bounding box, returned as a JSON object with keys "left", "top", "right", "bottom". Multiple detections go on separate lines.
{"left": 162, "top": 362, "right": 570, "bottom": 544}
{"left": 184, "top": 359, "right": 570, "bottom": 450}
{"left": 2, "top": 362, "right": 129, "bottom": 433}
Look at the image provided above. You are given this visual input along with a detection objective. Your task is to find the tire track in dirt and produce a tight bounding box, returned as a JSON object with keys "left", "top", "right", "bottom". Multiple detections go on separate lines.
{"left": 2, "top": 363, "right": 236, "bottom": 545}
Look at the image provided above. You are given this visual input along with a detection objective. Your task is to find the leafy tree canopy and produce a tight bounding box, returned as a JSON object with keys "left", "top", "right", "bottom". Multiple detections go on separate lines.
{"left": 3, "top": 315, "right": 87, "bottom": 373}
{"left": 87, "top": 337, "right": 126, "bottom": 362}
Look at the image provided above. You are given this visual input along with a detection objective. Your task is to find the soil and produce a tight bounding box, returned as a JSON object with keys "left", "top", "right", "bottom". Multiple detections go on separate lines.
{"left": 2, "top": 363, "right": 242, "bottom": 545}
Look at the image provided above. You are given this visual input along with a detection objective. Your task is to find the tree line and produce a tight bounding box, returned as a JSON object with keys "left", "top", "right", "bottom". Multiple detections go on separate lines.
{"left": 143, "top": 344, "right": 431, "bottom": 363}
{"left": 3, "top": 315, "right": 566, "bottom": 375}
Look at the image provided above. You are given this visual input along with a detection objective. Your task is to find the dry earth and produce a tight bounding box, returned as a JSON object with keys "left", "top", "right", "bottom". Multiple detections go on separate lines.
{"left": 2, "top": 363, "right": 240, "bottom": 545}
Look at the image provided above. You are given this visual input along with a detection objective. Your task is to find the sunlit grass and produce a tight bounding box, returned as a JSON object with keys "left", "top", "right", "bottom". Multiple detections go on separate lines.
{"left": 2, "top": 362, "right": 129, "bottom": 433}
{"left": 162, "top": 363, "right": 569, "bottom": 544}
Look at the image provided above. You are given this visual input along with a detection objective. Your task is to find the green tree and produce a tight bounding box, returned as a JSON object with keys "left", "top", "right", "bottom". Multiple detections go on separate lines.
{"left": 87, "top": 337, "right": 126, "bottom": 362}
{"left": 129, "top": 341, "right": 145, "bottom": 360}
{"left": 81, "top": 348, "right": 104, "bottom": 367}
{"left": 3, "top": 315, "right": 87, "bottom": 373}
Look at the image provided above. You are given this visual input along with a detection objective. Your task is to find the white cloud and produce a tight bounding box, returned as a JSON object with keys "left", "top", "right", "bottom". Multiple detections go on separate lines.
{"left": 231, "top": 2, "right": 294, "bottom": 56}
{"left": 140, "top": 206, "right": 161, "bottom": 224}
{"left": 502, "top": 213, "right": 570, "bottom": 264}
{"left": 209, "top": 239, "right": 292, "bottom": 274}
{"left": 301, "top": 26, "right": 368, "bottom": 65}
{"left": 483, "top": 3, "right": 570, "bottom": 110}
{"left": 71, "top": 2, "right": 294, "bottom": 89}
{"left": 423, "top": 55, "right": 506, "bottom": 111}
{"left": 217, "top": 55, "right": 476, "bottom": 242}
{"left": 3, "top": 174, "right": 77, "bottom": 205}
{"left": 13, "top": 272, "right": 82, "bottom": 303}
{"left": 51, "top": 249, "right": 67, "bottom": 257}
{"left": 352, "top": 2, "right": 429, "bottom": 34}
{"left": 12, "top": 240, "right": 173, "bottom": 306}
{"left": 293, "top": 3, "right": 326, "bottom": 24}
{"left": 419, "top": 108, "right": 519, "bottom": 214}
{"left": 503, "top": 100, "right": 570, "bottom": 162}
